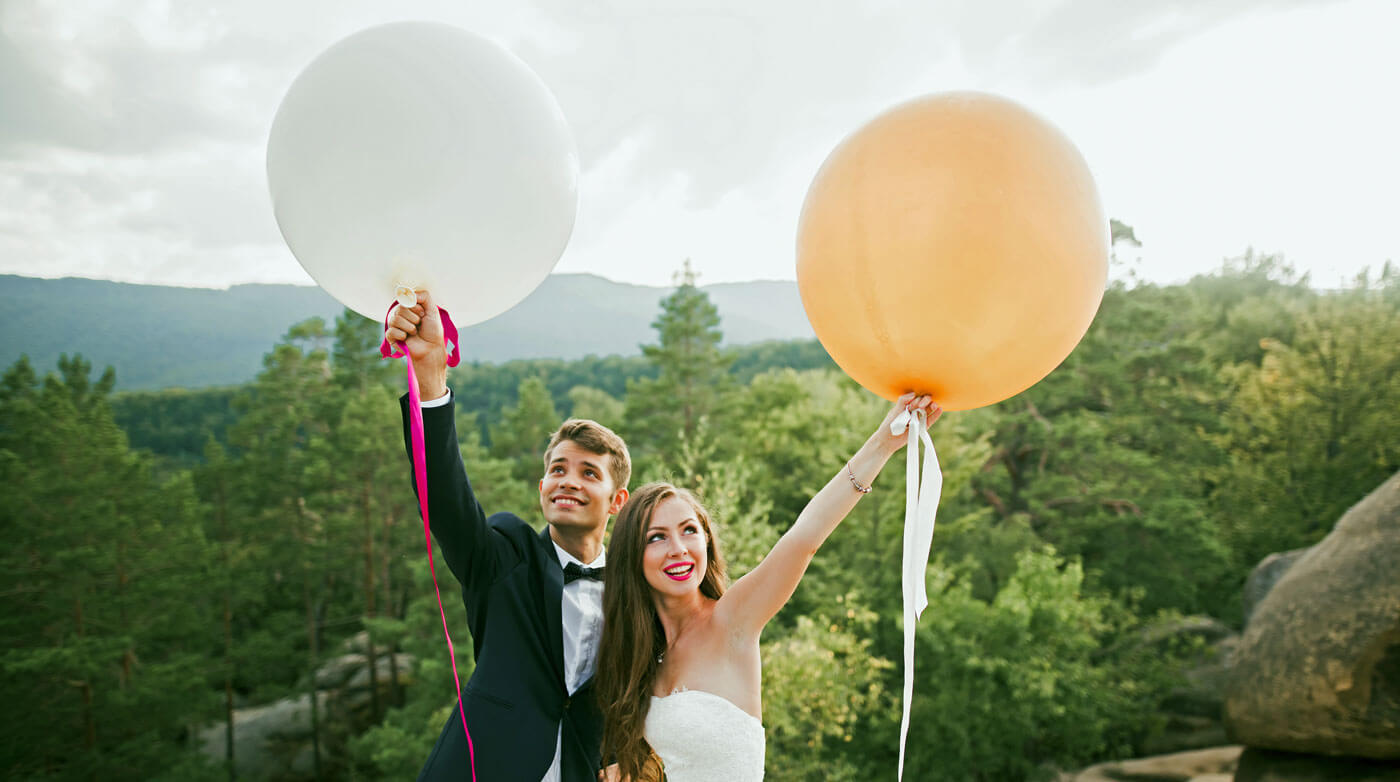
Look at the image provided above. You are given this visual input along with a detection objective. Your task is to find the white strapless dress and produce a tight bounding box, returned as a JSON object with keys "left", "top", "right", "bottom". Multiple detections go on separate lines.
{"left": 646, "top": 689, "right": 765, "bottom": 781}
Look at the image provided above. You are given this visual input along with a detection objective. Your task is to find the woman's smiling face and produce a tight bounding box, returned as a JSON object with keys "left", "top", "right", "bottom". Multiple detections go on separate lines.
{"left": 642, "top": 495, "right": 709, "bottom": 597}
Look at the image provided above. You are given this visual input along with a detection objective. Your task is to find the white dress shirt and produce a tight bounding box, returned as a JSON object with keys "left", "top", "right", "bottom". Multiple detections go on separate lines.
{"left": 544, "top": 542, "right": 605, "bottom": 782}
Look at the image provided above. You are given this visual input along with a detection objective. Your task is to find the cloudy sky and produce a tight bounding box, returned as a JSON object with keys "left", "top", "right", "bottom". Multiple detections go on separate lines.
{"left": 2, "top": 0, "right": 1396, "bottom": 291}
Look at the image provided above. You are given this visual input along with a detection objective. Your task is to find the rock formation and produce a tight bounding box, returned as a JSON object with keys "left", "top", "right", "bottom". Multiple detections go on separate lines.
{"left": 198, "top": 633, "right": 414, "bottom": 779}
{"left": 1224, "top": 469, "right": 1400, "bottom": 759}
{"left": 1059, "top": 745, "right": 1242, "bottom": 782}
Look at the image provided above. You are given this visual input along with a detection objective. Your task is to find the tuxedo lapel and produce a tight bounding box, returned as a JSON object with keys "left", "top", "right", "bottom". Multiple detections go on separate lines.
{"left": 539, "top": 527, "right": 567, "bottom": 691}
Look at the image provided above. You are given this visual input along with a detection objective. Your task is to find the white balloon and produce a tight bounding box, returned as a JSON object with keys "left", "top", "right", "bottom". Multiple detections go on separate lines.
{"left": 267, "top": 22, "right": 578, "bottom": 323}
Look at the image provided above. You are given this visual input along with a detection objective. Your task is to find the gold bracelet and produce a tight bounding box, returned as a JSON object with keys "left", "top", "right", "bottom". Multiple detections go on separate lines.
{"left": 846, "top": 462, "right": 872, "bottom": 494}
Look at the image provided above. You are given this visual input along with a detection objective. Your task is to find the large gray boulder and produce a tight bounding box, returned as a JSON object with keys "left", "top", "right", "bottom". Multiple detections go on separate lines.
{"left": 1224, "top": 470, "right": 1400, "bottom": 759}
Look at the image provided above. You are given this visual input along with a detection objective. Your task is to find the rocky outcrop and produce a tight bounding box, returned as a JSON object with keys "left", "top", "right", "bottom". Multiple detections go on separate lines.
{"left": 1059, "top": 745, "right": 1242, "bottom": 781}
{"left": 1240, "top": 548, "right": 1307, "bottom": 626}
{"left": 199, "top": 692, "right": 331, "bottom": 780}
{"left": 1064, "top": 473, "right": 1400, "bottom": 781}
{"left": 1061, "top": 745, "right": 1400, "bottom": 782}
{"left": 1224, "top": 469, "right": 1400, "bottom": 759}
{"left": 199, "top": 634, "right": 414, "bottom": 780}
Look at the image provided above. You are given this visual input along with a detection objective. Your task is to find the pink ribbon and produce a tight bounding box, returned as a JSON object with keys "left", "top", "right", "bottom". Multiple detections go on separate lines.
{"left": 381, "top": 302, "right": 474, "bottom": 782}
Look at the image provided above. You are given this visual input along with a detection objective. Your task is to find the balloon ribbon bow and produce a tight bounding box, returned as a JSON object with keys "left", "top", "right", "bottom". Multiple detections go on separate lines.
{"left": 379, "top": 300, "right": 474, "bottom": 781}
{"left": 889, "top": 406, "right": 942, "bottom": 782}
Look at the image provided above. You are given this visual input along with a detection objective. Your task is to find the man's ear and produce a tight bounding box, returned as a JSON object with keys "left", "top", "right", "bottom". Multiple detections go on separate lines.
{"left": 609, "top": 488, "right": 629, "bottom": 516}
{"left": 539, "top": 478, "right": 545, "bottom": 495}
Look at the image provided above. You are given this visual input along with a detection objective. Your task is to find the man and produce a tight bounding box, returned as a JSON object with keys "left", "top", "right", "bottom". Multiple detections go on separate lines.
{"left": 388, "top": 291, "right": 630, "bottom": 781}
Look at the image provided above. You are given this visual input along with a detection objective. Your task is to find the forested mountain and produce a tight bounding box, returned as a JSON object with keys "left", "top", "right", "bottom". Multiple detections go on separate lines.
{"left": 0, "top": 272, "right": 813, "bottom": 390}
{"left": 4, "top": 256, "right": 1398, "bottom": 781}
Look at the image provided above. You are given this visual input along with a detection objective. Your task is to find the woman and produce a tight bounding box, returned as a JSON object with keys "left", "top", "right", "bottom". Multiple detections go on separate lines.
{"left": 595, "top": 393, "right": 940, "bottom": 781}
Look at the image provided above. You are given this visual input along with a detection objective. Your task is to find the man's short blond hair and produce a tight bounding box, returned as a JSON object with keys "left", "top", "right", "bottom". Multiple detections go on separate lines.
{"left": 543, "top": 419, "right": 631, "bottom": 491}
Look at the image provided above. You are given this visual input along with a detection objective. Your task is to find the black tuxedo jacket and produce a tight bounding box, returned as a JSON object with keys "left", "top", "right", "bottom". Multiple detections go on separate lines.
{"left": 402, "top": 397, "right": 604, "bottom": 782}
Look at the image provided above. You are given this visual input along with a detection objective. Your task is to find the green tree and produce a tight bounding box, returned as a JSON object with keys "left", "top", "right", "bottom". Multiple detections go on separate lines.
{"left": 223, "top": 319, "right": 346, "bottom": 777}
{"left": 565, "top": 385, "right": 625, "bottom": 428}
{"left": 309, "top": 315, "right": 420, "bottom": 729}
{"left": 333, "top": 308, "right": 399, "bottom": 391}
{"left": 491, "top": 376, "right": 562, "bottom": 484}
{"left": 1181, "top": 251, "right": 1310, "bottom": 367}
{"left": 191, "top": 439, "right": 244, "bottom": 781}
{"left": 350, "top": 414, "right": 526, "bottom": 779}
{"left": 905, "top": 550, "right": 1172, "bottom": 782}
{"left": 1109, "top": 218, "right": 1140, "bottom": 248}
{"left": 762, "top": 608, "right": 895, "bottom": 781}
{"left": 966, "top": 280, "right": 1236, "bottom": 615}
{"left": 1214, "top": 282, "right": 1400, "bottom": 569}
{"left": 0, "top": 355, "right": 218, "bottom": 780}
{"left": 110, "top": 386, "right": 240, "bottom": 467}
{"left": 624, "top": 260, "right": 737, "bottom": 466}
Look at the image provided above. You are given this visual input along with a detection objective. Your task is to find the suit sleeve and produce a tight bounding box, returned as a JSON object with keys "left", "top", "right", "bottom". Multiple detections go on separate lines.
{"left": 401, "top": 394, "right": 515, "bottom": 590}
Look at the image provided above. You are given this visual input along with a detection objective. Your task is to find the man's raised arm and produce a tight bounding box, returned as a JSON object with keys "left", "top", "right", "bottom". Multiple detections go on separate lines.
{"left": 391, "top": 291, "right": 501, "bottom": 588}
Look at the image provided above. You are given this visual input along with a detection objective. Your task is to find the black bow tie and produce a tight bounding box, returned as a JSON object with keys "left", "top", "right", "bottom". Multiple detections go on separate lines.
{"left": 563, "top": 562, "right": 605, "bottom": 584}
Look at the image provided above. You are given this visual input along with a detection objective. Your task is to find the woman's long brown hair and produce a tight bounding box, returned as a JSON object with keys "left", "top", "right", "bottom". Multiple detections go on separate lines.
{"left": 596, "top": 482, "right": 728, "bottom": 782}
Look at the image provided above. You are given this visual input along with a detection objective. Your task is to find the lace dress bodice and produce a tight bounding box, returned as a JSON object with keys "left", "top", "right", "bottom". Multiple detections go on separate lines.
{"left": 645, "top": 689, "right": 765, "bottom": 781}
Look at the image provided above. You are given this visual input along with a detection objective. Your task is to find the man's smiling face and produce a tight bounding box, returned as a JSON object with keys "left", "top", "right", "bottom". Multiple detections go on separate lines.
{"left": 539, "top": 439, "right": 625, "bottom": 535}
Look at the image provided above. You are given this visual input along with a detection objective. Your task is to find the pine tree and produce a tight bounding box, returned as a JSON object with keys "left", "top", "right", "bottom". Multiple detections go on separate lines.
{"left": 224, "top": 320, "right": 343, "bottom": 777}
{"left": 314, "top": 317, "right": 420, "bottom": 726}
{"left": 624, "top": 260, "right": 736, "bottom": 467}
{"left": 491, "top": 376, "right": 561, "bottom": 484}
{"left": 333, "top": 308, "right": 398, "bottom": 391}
{"left": 1, "top": 355, "right": 218, "bottom": 780}
{"left": 193, "top": 439, "right": 241, "bottom": 781}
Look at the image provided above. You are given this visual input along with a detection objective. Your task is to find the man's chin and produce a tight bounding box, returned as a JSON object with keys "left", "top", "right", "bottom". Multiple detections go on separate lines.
{"left": 542, "top": 510, "right": 606, "bottom": 532}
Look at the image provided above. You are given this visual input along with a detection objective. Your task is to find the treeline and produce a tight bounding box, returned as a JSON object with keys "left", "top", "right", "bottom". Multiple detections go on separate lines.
{"left": 111, "top": 337, "right": 835, "bottom": 468}
{"left": 3, "top": 256, "right": 1398, "bottom": 781}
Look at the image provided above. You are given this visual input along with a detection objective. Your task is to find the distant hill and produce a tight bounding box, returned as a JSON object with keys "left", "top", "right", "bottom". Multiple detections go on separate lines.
{"left": 0, "top": 273, "right": 815, "bottom": 390}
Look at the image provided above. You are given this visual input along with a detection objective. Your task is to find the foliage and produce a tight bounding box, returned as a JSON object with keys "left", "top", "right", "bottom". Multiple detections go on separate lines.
{"left": 450, "top": 353, "right": 654, "bottom": 445}
{"left": 0, "top": 355, "right": 219, "bottom": 780}
{"left": 7, "top": 259, "right": 1400, "bottom": 779}
{"left": 348, "top": 553, "right": 478, "bottom": 781}
{"left": 111, "top": 386, "right": 241, "bottom": 467}
{"left": 761, "top": 606, "right": 895, "bottom": 781}
{"left": 491, "top": 376, "right": 562, "bottom": 483}
{"left": 905, "top": 550, "right": 1175, "bottom": 782}
{"left": 112, "top": 337, "right": 821, "bottom": 465}
{"left": 1212, "top": 275, "right": 1400, "bottom": 571}
{"left": 623, "top": 260, "right": 738, "bottom": 467}
{"left": 566, "top": 385, "right": 626, "bottom": 429}
{"left": 728, "top": 338, "right": 837, "bottom": 383}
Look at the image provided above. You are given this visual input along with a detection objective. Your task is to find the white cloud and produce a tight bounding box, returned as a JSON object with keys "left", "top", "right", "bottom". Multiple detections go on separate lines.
{"left": 0, "top": 0, "right": 1393, "bottom": 290}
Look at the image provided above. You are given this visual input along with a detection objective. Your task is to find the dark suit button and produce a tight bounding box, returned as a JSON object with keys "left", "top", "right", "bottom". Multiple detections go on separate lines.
{"left": 563, "top": 697, "right": 572, "bottom": 711}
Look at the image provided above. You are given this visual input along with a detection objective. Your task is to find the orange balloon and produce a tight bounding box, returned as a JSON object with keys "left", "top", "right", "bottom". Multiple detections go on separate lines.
{"left": 796, "top": 92, "right": 1108, "bottom": 410}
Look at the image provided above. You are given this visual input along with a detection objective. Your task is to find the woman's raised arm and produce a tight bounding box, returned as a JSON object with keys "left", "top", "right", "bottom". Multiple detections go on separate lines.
{"left": 716, "top": 393, "right": 940, "bottom": 641}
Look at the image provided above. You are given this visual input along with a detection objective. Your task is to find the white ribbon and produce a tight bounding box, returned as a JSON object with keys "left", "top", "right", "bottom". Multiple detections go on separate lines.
{"left": 890, "top": 408, "right": 942, "bottom": 780}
